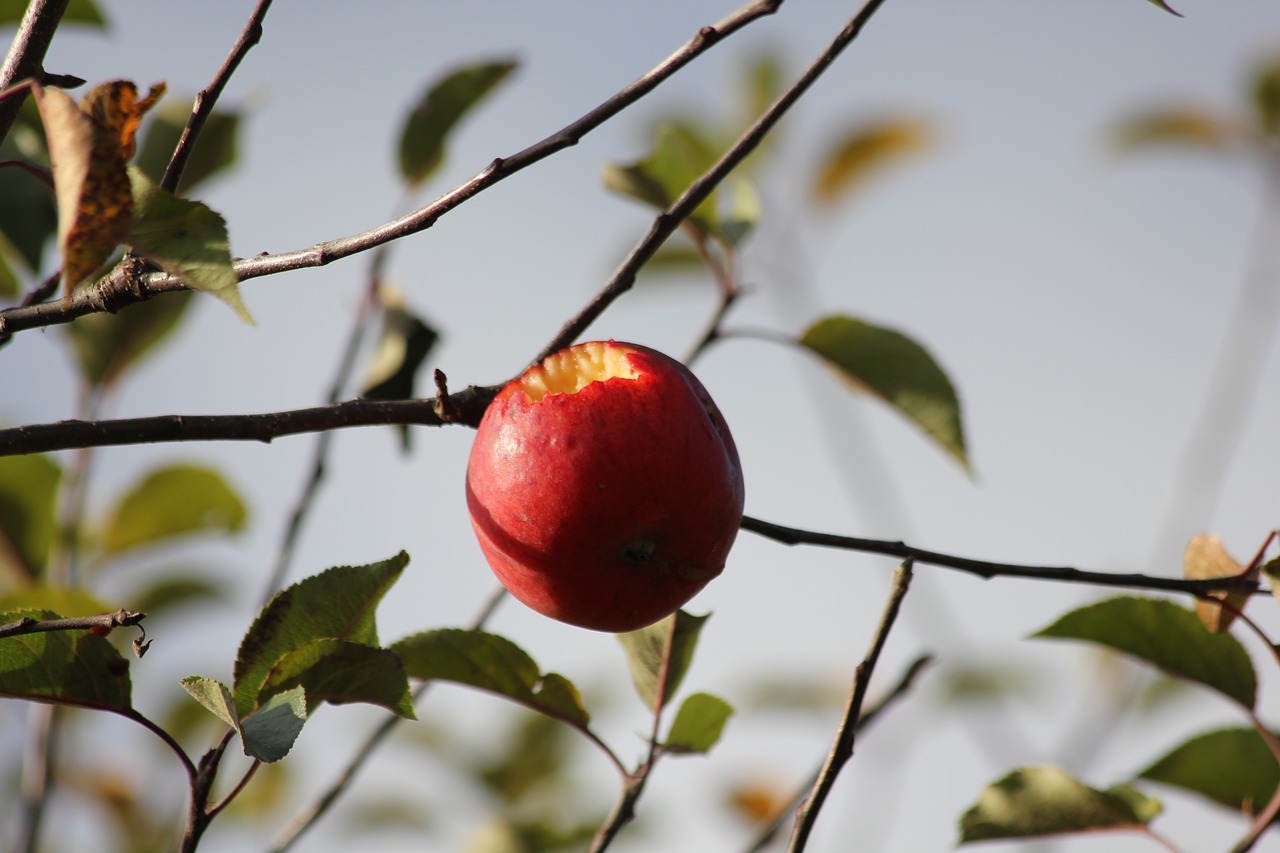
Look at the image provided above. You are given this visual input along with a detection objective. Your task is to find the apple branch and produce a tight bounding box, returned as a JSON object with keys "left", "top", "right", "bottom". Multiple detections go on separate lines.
{"left": 788, "top": 561, "right": 914, "bottom": 852}
{"left": 0, "top": 0, "right": 71, "bottom": 145}
{"left": 534, "top": 0, "right": 893, "bottom": 363}
{"left": 0, "top": 609, "right": 145, "bottom": 639}
{"left": 160, "top": 0, "right": 274, "bottom": 193}
{"left": 0, "top": 0, "right": 784, "bottom": 338}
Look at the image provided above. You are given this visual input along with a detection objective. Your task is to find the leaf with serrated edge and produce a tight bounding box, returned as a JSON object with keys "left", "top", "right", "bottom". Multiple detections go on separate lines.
{"left": 617, "top": 610, "right": 708, "bottom": 711}
{"left": 0, "top": 609, "right": 132, "bottom": 711}
{"left": 666, "top": 692, "right": 733, "bottom": 754}
{"left": 126, "top": 166, "right": 251, "bottom": 323}
{"left": 801, "top": 315, "right": 968, "bottom": 470}
{"left": 259, "top": 638, "right": 415, "bottom": 719}
{"left": 239, "top": 685, "right": 306, "bottom": 763}
{"left": 960, "top": 766, "right": 1161, "bottom": 844}
{"left": 390, "top": 629, "right": 589, "bottom": 726}
{"left": 233, "top": 552, "right": 407, "bottom": 717}
{"left": 1184, "top": 534, "right": 1247, "bottom": 633}
{"left": 1139, "top": 727, "right": 1280, "bottom": 815}
{"left": 1034, "top": 596, "right": 1256, "bottom": 710}
{"left": 180, "top": 675, "right": 240, "bottom": 730}
{"left": 99, "top": 463, "right": 246, "bottom": 557}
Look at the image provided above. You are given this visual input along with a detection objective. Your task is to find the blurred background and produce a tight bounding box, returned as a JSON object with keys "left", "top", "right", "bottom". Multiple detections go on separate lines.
{"left": 2, "top": 0, "right": 1280, "bottom": 851}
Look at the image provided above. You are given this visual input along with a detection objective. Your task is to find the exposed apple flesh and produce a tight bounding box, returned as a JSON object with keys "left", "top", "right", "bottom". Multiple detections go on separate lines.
{"left": 466, "top": 340, "right": 745, "bottom": 632}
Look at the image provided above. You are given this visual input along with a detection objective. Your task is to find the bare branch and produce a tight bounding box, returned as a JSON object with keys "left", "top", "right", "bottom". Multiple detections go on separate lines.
{"left": 0, "top": 609, "right": 146, "bottom": 639}
{"left": 161, "top": 0, "right": 274, "bottom": 193}
{"left": 0, "top": 0, "right": 784, "bottom": 338}
{"left": 535, "top": 0, "right": 892, "bottom": 363}
{"left": 0, "top": 387, "right": 499, "bottom": 457}
{"left": 741, "top": 514, "right": 1263, "bottom": 597}
{"left": 788, "top": 561, "right": 914, "bottom": 852}
{"left": 0, "top": 0, "right": 71, "bottom": 145}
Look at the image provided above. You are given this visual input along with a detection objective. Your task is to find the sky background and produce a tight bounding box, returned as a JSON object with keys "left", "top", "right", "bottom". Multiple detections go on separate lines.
{"left": 3, "top": 0, "right": 1280, "bottom": 851}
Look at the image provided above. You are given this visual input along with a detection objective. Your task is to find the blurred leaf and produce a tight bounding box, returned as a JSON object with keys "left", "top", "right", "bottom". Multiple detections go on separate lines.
{"left": 398, "top": 59, "right": 516, "bottom": 186}
{"left": 1138, "top": 727, "right": 1280, "bottom": 815}
{"left": 720, "top": 178, "right": 760, "bottom": 246}
{"left": 0, "top": 586, "right": 115, "bottom": 617}
{"left": 617, "top": 609, "right": 708, "bottom": 711}
{"left": 603, "top": 122, "right": 722, "bottom": 238}
{"left": 933, "top": 661, "right": 1042, "bottom": 705}
{"left": 362, "top": 290, "right": 439, "bottom": 446}
{"left": 34, "top": 84, "right": 134, "bottom": 291}
{"left": 727, "top": 777, "right": 791, "bottom": 826}
{"left": 223, "top": 761, "right": 292, "bottom": 820}
{"left": 1113, "top": 108, "right": 1238, "bottom": 153}
{"left": 1264, "top": 557, "right": 1280, "bottom": 612}
{"left": 135, "top": 99, "right": 241, "bottom": 193}
{"left": 1143, "top": 0, "right": 1182, "bottom": 16}
{"left": 129, "top": 573, "right": 225, "bottom": 617}
{"left": 0, "top": 0, "right": 106, "bottom": 26}
{"left": 99, "top": 463, "right": 246, "bottom": 557}
{"left": 0, "top": 453, "right": 61, "bottom": 578}
{"left": 66, "top": 289, "right": 194, "bottom": 388}
{"left": 0, "top": 608, "right": 132, "bottom": 711}
{"left": 960, "top": 766, "right": 1161, "bottom": 843}
{"left": 1184, "top": 534, "right": 1248, "bottom": 633}
{"left": 260, "top": 638, "right": 415, "bottom": 718}
{"left": 1033, "top": 596, "right": 1256, "bottom": 709}
{"left": 477, "top": 712, "right": 570, "bottom": 804}
{"left": 665, "top": 691, "right": 733, "bottom": 754}
{"left": 0, "top": 98, "right": 57, "bottom": 275}
{"left": 739, "top": 673, "right": 846, "bottom": 712}
{"left": 181, "top": 674, "right": 240, "bottom": 730}
{"left": 126, "top": 166, "right": 251, "bottom": 323}
{"left": 392, "top": 628, "right": 591, "bottom": 728}
{"left": 240, "top": 685, "right": 307, "bottom": 762}
{"left": 0, "top": 247, "right": 18, "bottom": 297}
{"left": 233, "top": 553, "right": 407, "bottom": 716}
{"left": 801, "top": 314, "right": 969, "bottom": 470}
{"left": 739, "top": 51, "right": 784, "bottom": 135}
{"left": 1253, "top": 56, "right": 1280, "bottom": 137}
{"left": 812, "top": 118, "right": 930, "bottom": 207}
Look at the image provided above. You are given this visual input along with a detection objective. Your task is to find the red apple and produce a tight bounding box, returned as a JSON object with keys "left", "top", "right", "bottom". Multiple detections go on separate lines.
{"left": 465, "top": 340, "right": 745, "bottom": 632}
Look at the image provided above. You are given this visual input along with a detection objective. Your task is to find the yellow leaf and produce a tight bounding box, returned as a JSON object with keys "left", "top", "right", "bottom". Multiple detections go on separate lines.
{"left": 812, "top": 118, "right": 930, "bottom": 207}
{"left": 1184, "top": 534, "right": 1247, "bottom": 633}
{"left": 80, "top": 80, "right": 166, "bottom": 161}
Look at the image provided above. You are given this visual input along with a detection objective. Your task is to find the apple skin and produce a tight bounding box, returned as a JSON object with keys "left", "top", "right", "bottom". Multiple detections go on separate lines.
{"left": 465, "top": 341, "right": 745, "bottom": 632}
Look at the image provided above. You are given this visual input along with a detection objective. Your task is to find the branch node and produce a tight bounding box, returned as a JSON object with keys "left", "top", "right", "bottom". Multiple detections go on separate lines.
{"left": 434, "top": 369, "right": 460, "bottom": 422}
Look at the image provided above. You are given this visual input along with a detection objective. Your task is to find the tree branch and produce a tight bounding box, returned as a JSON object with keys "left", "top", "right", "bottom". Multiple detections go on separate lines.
{"left": 0, "top": 0, "right": 70, "bottom": 146}
{"left": 534, "top": 0, "right": 892, "bottom": 363}
{"left": 161, "top": 0, "right": 274, "bottom": 193}
{"left": 787, "top": 561, "right": 913, "bottom": 852}
{"left": 741, "top": 514, "right": 1263, "bottom": 597}
{"left": 0, "top": 609, "right": 145, "bottom": 639}
{"left": 0, "top": 0, "right": 784, "bottom": 338}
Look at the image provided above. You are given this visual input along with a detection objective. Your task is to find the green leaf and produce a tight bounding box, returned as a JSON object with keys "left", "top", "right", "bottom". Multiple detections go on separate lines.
{"left": 135, "top": 100, "right": 241, "bottom": 194}
{"left": 129, "top": 573, "right": 225, "bottom": 617}
{"left": 181, "top": 675, "right": 240, "bottom": 730}
{"left": 361, "top": 290, "right": 440, "bottom": 444}
{"left": 603, "top": 122, "right": 722, "bottom": 238}
{"left": 617, "top": 610, "right": 708, "bottom": 711}
{"left": 0, "top": 609, "right": 132, "bottom": 711}
{"left": 260, "top": 638, "right": 415, "bottom": 718}
{"left": 1253, "top": 56, "right": 1280, "bottom": 137}
{"left": 0, "top": 0, "right": 106, "bottom": 26}
{"left": 0, "top": 587, "right": 116, "bottom": 618}
{"left": 240, "top": 685, "right": 307, "bottom": 762}
{"left": 1139, "top": 727, "right": 1280, "bottom": 815}
{"left": 1033, "top": 596, "right": 1257, "bottom": 709}
{"left": 391, "top": 628, "right": 590, "bottom": 727}
{"left": 800, "top": 314, "right": 969, "bottom": 470}
{"left": 960, "top": 766, "right": 1162, "bottom": 844}
{"left": 398, "top": 59, "right": 516, "bottom": 186}
{"left": 665, "top": 692, "right": 733, "bottom": 754}
{"left": 126, "top": 166, "right": 251, "bottom": 323}
{"left": 99, "top": 463, "right": 246, "bottom": 558}
{"left": 1113, "top": 109, "right": 1238, "bottom": 154}
{"left": 1141, "top": 0, "right": 1182, "bottom": 17}
{"left": 812, "top": 118, "right": 930, "bottom": 207}
{"left": 232, "top": 552, "right": 407, "bottom": 717}
{"left": 0, "top": 247, "right": 18, "bottom": 297}
{"left": 0, "top": 453, "right": 61, "bottom": 577}
{"left": 0, "top": 99, "right": 57, "bottom": 274}
{"left": 66, "top": 289, "right": 194, "bottom": 388}
{"left": 719, "top": 178, "right": 760, "bottom": 247}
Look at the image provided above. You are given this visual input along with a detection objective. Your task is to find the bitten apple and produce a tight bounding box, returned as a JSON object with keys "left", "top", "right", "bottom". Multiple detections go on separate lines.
{"left": 465, "top": 340, "right": 745, "bottom": 632}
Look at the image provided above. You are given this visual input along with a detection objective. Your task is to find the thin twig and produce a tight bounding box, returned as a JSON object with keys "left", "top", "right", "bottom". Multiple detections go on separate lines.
{"left": 533, "top": 0, "right": 892, "bottom": 364}
{"left": 744, "top": 654, "right": 933, "bottom": 853}
{"left": 0, "top": 0, "right": 784, "bottom": 338}
{"left": 787, "top": 560, "right": 914, "bottom": 852}
{"left": 0, "top": 609, "right": 146, "bottom": 638}
{"left": 741, "top": 514, "right": 1262, "bottom": 597}
{"left": 0, "top": 0, "right": 71, "bottom": 145}
{"left": 161, "top": 0, "right": 273, "bottom": 193}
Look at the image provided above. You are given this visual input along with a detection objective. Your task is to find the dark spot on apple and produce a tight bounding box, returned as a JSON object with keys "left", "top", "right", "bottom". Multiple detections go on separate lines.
{"left": 620, "top": 535, "right": 659, "bottom": 564}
